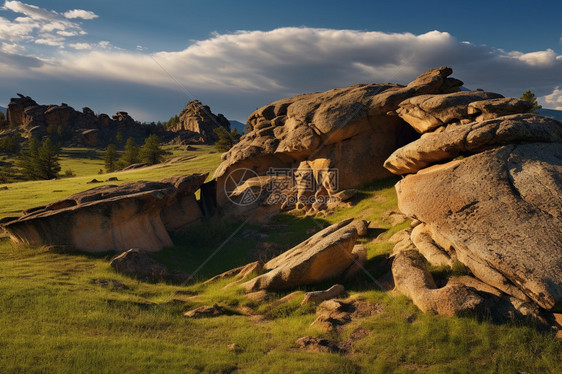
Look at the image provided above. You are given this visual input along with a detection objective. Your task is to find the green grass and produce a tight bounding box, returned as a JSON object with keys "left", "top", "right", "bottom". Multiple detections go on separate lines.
{"left": 0, "top": 145, "right": 220, "bottom": 218}
{"left": 0, "top": 152, "right": 560, "bottom": 373}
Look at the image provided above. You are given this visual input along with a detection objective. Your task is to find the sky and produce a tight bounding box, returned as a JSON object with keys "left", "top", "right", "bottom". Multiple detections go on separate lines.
{"left": 0, "top": 0, "right": 561, "bottom": 122}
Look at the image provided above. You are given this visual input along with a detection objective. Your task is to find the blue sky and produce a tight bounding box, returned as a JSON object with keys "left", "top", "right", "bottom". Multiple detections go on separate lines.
{"left": 1, "top": 0, "right": 561, "bottom": 121}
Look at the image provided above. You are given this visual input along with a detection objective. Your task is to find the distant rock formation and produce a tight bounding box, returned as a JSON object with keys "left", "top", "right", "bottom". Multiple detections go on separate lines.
{"left": 5, "top": 94, "right": 215, "bottom": 147}
{"left": 6, "top": 93, "right": 148, "bottom": 147}
{"left": 1, "top": 174, "right": 208, "bottom": 252}
{"left": 384, "top": 88, "right": 562, "bottom": 313}
{"left": 169, "top": 100, "right": 230, "bottom": 143}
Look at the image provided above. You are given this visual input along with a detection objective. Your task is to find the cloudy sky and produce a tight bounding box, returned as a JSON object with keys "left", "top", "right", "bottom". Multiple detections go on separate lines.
{"left": 0, "top": 0, "right": 561, "bottom": 122}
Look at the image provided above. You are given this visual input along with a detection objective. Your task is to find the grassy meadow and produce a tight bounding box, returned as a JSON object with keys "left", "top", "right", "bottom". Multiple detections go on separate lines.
{"left": 0, "top": 145, "right": 221, "bottom": 219}
{"left": 0, "top": 145, "right": 560, "bottom": 373}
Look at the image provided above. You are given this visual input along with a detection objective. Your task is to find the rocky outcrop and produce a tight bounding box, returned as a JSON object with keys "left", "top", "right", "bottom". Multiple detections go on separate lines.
{"left": 6, "top": 94, "right": 150, "bottom": 147}
{"left": 169, "top": 100, "right": 231, "bottom": 143}
{"left": 384, "top": 113, "right": 562, "bottom": 174}
{"left": 395, "top": 91, "right": 505, "bottom": 133}
{"left": 1, "top": 174, "right": 207, "bottom": 252}
{"left": 384, "top": 80, "right": 562, "bottom": 313}
{"left": 242, "top": 219, "right": 363, "bottom": 291}
{"left": 395, "top": 143, "right": 562, "bottom": 310}
{"left": 214, "top": 67, "right": 464, "bottom": 216}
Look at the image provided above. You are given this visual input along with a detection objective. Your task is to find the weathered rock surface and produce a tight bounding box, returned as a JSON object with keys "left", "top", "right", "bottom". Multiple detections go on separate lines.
{"left": 110, "top": 248, "right": 191, "bottom": 282}
{"left": 242, "top": 219, "right": 360, "bottom": 291}
{"left": 170, "top": 100, "right": 231, "bottom": 143}
{"left": 311, "top": 298, "right": 382, "bottom": 332}
{"left": 396, "top": 91, "right": 504, "bottom": 133}
{"left": 2, "top": 174, "right": 207, "bottom": 252}
{"left": 301, "top": 284, "right": 346, "bottom": 305}
{"left": 183, "top": 304, "right": 230, "bottom": 318}
{"left": 384, "top": 113, "right": 562, "bottom": 174}
{"left": 395, "top": 143, "right": 562, "bottom": 310}
{"left": 392, "top": 250, "right": 489, "bottom": 316}
{"left": 295, "top": 336, "right": 342, "bottom": 353}
{"left": 214, "top": 67, "right": 463, "bottom": 214}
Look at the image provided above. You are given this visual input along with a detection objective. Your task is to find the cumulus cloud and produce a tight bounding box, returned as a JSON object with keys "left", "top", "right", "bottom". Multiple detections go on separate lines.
{"left": 63, "top": 9, "right": 98, "bottom": 20}
{"left": 543, "top": 86, "right": 562, "bottom": 110}
{"left": 1, "top": 27, "right": 561, "bottom": 120}
{"left": 68, "top": 42, "right": 92, "bottom": 50}
{"left": 25, "top": 28, "right": 560, "bottom": 99}
{"left": 0, "top": 1, "right": 97, "bottom": 48}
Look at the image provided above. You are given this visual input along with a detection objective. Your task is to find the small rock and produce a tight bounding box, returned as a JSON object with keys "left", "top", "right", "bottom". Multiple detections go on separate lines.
{"left": 87, "top": 178, "right": 101, "bottom": 184}
{"left": 295, "top": 336, "right": 342, "bottom": 353}
{"left": 302, "top": 284, "right": 346, "bottom": 305}
{"left": 107, "top": 177, "right": 119, "bottom": 181}
{"left": 183, "top": 304, "right": 230, "bottom": 318}
{"left": 227, "top": 343, "right": 242, "bottom": 353}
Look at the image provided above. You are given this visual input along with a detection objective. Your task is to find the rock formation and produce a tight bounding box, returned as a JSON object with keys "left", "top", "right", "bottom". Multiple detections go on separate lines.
{"left": 1, "top": 174, "right": 208, "bottom": 252}
{"left": 214, "top": 67, "right": 464, "bottom": 217}
{"left": 6, "top": 94, "right": 149, "bottom": 147}
{"left": 383, "top": 83, "right": 562, "bottom": 313}
{"left": 169, "top": 100, "right": 231, "bottom": 143}
{"left": 242, "top": 219, "right": 368, "bottom": 291}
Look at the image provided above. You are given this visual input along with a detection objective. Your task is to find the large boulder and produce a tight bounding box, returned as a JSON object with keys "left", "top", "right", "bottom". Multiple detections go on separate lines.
{"left": 384, "top": 113, "right": 562, "bottom": 174}
{"left": 394, "top": 143, "right": 562, "bottom": 310}
{"left": 242, "top": 219, "right": 361, "bottom": 291}
{"left": 169, "top": 100, "right": 231, "bottom": 143}
{"left": 1, "top": 174, "right": 207, "bottom": 252}
{"left": 214, "top": 67, "right": 463, "bottom": 214}
{"left": 395, "top": 91, "right": 504, "bottom": 133}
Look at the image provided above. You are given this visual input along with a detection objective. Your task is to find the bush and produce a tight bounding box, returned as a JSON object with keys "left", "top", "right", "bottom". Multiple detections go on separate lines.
{"left": 63, "top": 169, "right": 75, "bottom": 178}
{"left": 17, "top": 137, "right": 61, "bottom": 180}
{"left": 214, "top": 127, "right": 241, "bottom": 152}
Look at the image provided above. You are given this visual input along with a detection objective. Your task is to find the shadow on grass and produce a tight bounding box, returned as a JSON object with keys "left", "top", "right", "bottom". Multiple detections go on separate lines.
{"left": 61, "top": 148, "right": 101, "bottom": 160}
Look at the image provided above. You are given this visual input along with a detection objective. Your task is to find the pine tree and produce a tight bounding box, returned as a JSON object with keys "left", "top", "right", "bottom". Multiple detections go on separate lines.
{"left": 36, "top": 137, "right": 61, "bottom": 179}
{"left": 520, "top": 90, "right": 542, "bottom": 112}
{"left": 119, "top": 137, "right": 140, "bottom": 166}
{"left": 214, "top": 127, "right": 241, "bottom": 152}
{"left": 139, "top": 135, "right": 165, "bottom": 165}
{"left": 104, "top": 144, "right": 118, "bottom": 172}
{"left": 17, "top": 137, "right": 40, "bottom": 179}
{"left": 17, "top": 137, "right": 60, "bottom": 180}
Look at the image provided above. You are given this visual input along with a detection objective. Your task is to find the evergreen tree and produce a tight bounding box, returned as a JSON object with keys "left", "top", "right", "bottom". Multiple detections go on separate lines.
{"left": 0, "top": 133, "right": 21, "bottom": 154}
{"left": 214, "top": 127, "right": 241, "bottom": 152}
{"left": 36, "top": 137, "right": 61, "bottom": 179}
{"left": 104, "top": 144, "right": 118, "bottom": 172}
{"left": 520, "top": 90, "right": 542, "bottom": 112}
{"left": 119, "top": 137, "right": 140, "bottom": 166}
{"left": 17, "top": 137, "right": 60, "bottom": 180}
{"left": 17, "top": 137, "right": 40, "bottom": 179}
{"left": 139, "top": 134, "right": 165, "bottom": 165}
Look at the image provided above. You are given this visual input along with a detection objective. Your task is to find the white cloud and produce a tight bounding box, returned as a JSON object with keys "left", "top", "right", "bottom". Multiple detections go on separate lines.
{"left": 0, "top": 1, "right": 97, "bottom": 49}
{"left": 511, "top": 49, "right": 558, "bottom": 67}
{"left": 0, "top": 41, "right": 24, "bottom": 53}
{"left": 69, "top": 42, "right": 92, "bottom": 50}
{"left": 63, "top": 9, "right": 98, "bottom": 20}
{"left": 543, "top": 86, "right": 562, "bottom": 110}
{"left": 1, "top": 27, "right": 561, "bottom": 119}
{"left": 35, "top": 34, "right": 65, "bottom": 47}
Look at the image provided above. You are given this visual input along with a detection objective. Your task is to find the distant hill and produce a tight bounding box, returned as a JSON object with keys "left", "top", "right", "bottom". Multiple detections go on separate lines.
{"left": 0, "top": 106, "right": 6, "bottom": 114}
{"left": 229, "top": 120, "right": 247, "bottom": 134}
{"left": 538, "top": 108, "right": 562, "bottom": 121}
